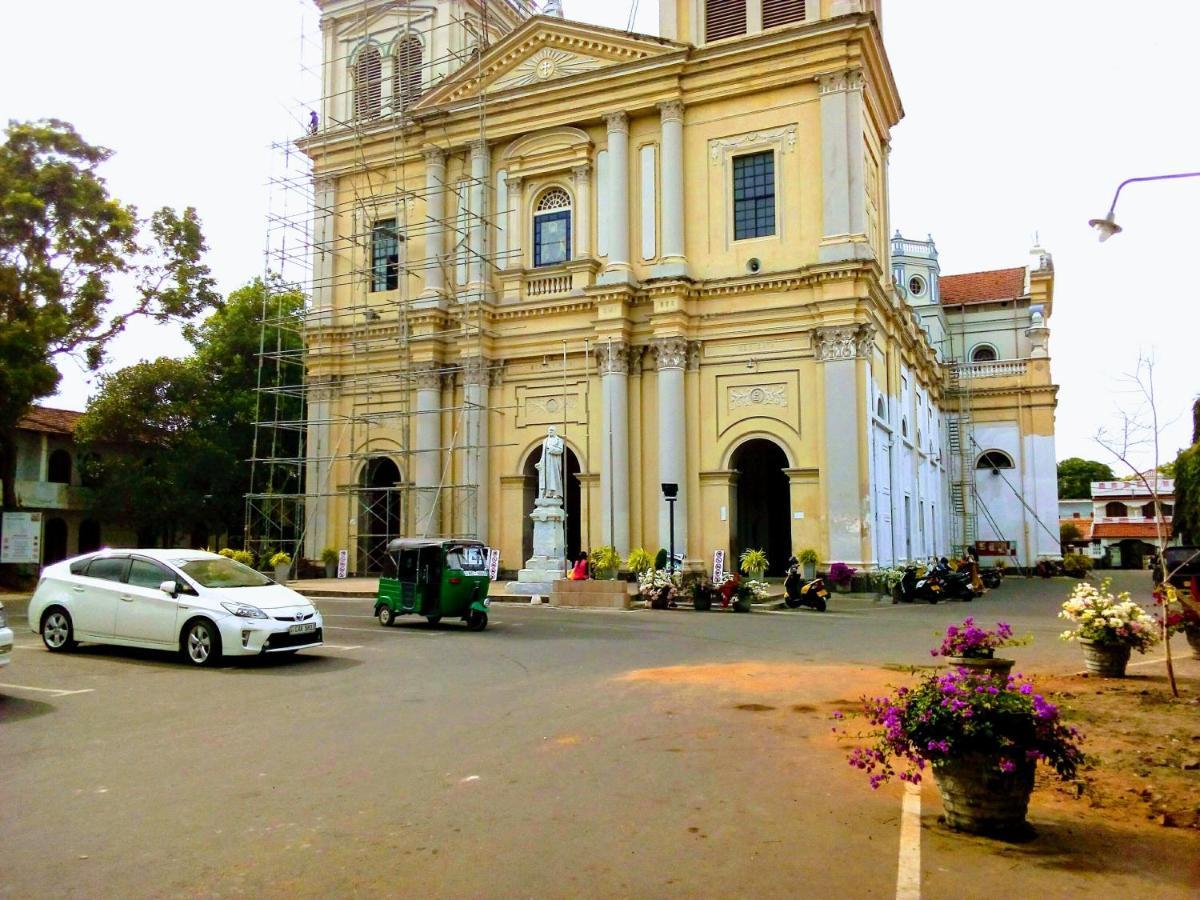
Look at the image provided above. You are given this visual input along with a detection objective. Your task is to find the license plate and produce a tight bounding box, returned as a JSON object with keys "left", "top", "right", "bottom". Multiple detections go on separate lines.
{"left": 289, "top": 622, "right": 316, "bottom": 635}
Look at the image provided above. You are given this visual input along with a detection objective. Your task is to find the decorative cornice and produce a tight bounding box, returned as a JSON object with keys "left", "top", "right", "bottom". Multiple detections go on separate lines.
{"left": 652, "top": 336, "right": 689, "bottom": 370}
{"left": 813, "top": 325, "right": 875, "bottom": 362}
{"left": 570, "top": 164, "right": 592, "bottom": 184}
{"left": 605, "top": 111, "right": 630, "bottom": 135}
{"left": 461, "top": 356, "right": 490, "bottom": 387}
{"left": 658, "top": 99, "right": 684, "bottom": 124}
{"left": 596, "top": 340, "right": 629, "bottom": 377}
{"left": 412, "top": 362, "right": 444, "bottom": 391}
{"left": 817, "top": 68, "right": 866, "bottom": 95}
{"left": 709, "top": 125, "right": 797, "bottom": 162}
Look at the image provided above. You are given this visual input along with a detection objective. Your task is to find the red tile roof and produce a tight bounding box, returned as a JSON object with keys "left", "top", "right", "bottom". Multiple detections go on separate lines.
{"left": 940, "top": 268, "right": 1026, "bottom": 305}
{"left": 1092, "top": 523, "right": 1167, "bottom": 540}
{"left": 16, "top": 406, "right": 83, "bottom": 435}
{"left": 1060, "top": 518, "right": 1093, "bottom": 539}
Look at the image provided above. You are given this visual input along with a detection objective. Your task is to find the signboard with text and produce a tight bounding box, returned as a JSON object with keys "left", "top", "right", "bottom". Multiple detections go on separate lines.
{"left": 974, "top": 541, "right": 1017, "bottom": 558}
{"left": 487, "top": 548, "right": 501, "bottom": 581}
{"left": 712, "top": 549, "right": 726, "bottom": 584}
{"left": 1, "top": 512, "right": 43, "bottom": 564}
{"left": 337, "top": 549, "right": 349, "bottom": 579}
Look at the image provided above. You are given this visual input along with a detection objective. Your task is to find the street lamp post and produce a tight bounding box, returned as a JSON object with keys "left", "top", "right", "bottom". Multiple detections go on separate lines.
{"left": 1089, "top": 171, "right": 1200, "bottom": 241}
{"left": 662, "top": 482, "right": 678, "bottom": 574}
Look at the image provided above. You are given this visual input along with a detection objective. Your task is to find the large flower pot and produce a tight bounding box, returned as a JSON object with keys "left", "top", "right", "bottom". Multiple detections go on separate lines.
{"left": 324, "top": 561, "right": 337, "bottom": 579}
{"left": 932, "top": 754, "right": 1035, "bottom": 836}
{"left": 693, "top": 591, "right": 713, "bottom": 612}
{"left": 803, "top": 563, "right": 816, "bottom": 580}
{"left": 1185, "top": 625, "right": 1200, "bottom": 661}
{"left": 1079, "top": 638, "right": 1131, "bottom": 677}
{"left": 946, "top": 656, "right": 1015, "bottom": 683}
{"left": 732, "top": 595, "right": 753, "bottom": 613}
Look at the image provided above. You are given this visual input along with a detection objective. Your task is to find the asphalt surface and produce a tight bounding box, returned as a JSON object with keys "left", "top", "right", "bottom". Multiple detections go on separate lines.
{"left": 2, "top": 571, "right": 1195, "bottom": 898}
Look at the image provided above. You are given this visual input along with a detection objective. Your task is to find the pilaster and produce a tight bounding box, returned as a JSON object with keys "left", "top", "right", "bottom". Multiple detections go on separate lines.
{"left": 654, "top": 336, "right": 689, "bottom": 559}
{"left": 598, "top": 112, "right": 634, "bottom": 286}
{"left": 653, "top": 100, "right": 689, "bottom": 280}
{"left": 818, "top": 69, "right": 873, "bottom": 264}
{"left": 597, "top": 340, "right": 631, "bottom": 554}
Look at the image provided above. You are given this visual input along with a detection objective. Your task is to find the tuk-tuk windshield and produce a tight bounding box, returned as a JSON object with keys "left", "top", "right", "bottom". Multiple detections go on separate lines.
{"left": 447, "top": 545, "right": 488, "bottom": 573}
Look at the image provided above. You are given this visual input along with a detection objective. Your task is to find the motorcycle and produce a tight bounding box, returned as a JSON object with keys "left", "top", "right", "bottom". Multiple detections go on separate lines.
{"left": 931, "top": 558, "right": 980, "bottom": 602}
{"left": 892, "top": 565, "right": 943, "bottom": 604}
{"left": 784, "top": 558, "right": 830, "bottom": 611}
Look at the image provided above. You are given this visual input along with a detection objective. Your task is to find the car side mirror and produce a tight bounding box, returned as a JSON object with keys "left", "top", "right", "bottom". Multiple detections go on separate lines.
{"left": 159, "top": 580, "right": 179, "bottom": 598}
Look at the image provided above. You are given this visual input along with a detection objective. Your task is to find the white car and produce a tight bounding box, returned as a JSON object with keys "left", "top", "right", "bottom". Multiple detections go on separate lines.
{"left": 0, "top": 601, "right": 13, "bottom": 669}
{"left": 29, "top": 550, "right": 323, "bottom": 667}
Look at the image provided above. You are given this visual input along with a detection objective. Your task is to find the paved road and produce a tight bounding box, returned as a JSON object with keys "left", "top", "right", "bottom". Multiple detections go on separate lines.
{"left": 2, "top": 571, "right": 1194, "bottom": 898}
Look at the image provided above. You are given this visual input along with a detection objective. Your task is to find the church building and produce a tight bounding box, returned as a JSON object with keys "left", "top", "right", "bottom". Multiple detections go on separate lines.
{"left": 295, "top": 0, "right": 1059, "bottom": 576}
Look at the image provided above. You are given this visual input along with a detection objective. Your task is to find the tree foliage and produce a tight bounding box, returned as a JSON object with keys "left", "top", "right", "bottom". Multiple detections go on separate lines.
{"left": 1056, "top": 458, "right": 1114, "bottom": 500}
{"left": 0, "top": 119, "right": 217, "bottom": 508}
{"left": 76, "top": 278, "right": 305, "bottom": 547}
{"left": 1174, "top": 399, "right": 1200, "bottom": 546}
{"left": 1060, "top": 521, "right": 1082, "bottom": 546}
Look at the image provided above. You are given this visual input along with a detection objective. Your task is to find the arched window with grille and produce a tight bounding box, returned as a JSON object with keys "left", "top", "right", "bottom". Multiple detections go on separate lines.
{"left": 533, "top": 187, "right": 572, "bottom": 268}
{"left": 354, "top": 46, "right": 383, "bottom": 120}
{"left": 971, "top": 344, "right": 998, "bottom": 363}
{"left": 1105, "top": 501, "right": 1128, "bottom": 517}
{"left": 705, "top": 0, "right": 747, "bottom": 42}
{"left": 393, "top": 34, "right": 422, "bottom": 112}
{"left": 976, "top": 450, "right": 1014, "bottom": 471}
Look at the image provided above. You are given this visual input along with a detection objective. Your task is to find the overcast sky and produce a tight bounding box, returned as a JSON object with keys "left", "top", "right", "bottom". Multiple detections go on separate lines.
{"left": 3, "top": 0, "right": 1197, "bottom": 470}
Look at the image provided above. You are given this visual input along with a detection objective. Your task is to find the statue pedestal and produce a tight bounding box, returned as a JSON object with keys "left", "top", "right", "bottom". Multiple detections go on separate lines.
{"left": 507, "top": 498, "right": 568, "bottom": 596}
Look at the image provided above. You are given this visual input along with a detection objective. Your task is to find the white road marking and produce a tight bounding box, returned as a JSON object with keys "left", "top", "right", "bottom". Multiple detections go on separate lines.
{"left": 319, "top": 644, "right": 364, "bottom": 651}
{"left": 324, "top": 625, "right": 444, "bottom": 636}
{"left": 321, "top": 613, "right": 380, "bottom": 619}
{"left": 896, "top": 781, "right": 922, "bottom": 900}
{"left": 0, "top": 682, "right": 95, "bottom": 698}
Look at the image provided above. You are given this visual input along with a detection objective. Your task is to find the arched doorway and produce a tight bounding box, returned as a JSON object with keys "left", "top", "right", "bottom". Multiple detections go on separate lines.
{"left": 1117, "top": 539, "right": 1155, "bottom": 571}
{"left": 44, "top": 517, "right": 69, "bottom": 566}
{"left": 522, "top": 444, "right": 582, "bottom": 566}
{"left": 731, "top": 439, "right": 791, "bottom": 577}
{"left": 79, "top": 519, "right": 101, "bottom": 555}
{"left": 358, "top": 457, "right": 402, "bottom": 576}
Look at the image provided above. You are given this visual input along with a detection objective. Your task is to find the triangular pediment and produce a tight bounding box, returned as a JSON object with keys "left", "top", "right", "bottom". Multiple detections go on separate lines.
{"left": 414, "top": 16, "right": 685, "bottom": 110}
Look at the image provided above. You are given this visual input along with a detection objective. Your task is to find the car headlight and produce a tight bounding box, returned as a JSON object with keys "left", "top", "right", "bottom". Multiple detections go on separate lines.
{"left": 220, "top": 601, "right": 269, "bottom": 619}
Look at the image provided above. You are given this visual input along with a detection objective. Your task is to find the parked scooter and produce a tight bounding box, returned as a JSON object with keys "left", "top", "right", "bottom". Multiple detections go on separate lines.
{"left": 892, "top": 565, "right": 943, "bottom": 604}
{"left": 931, "top": 558, "right": 980, "bottom": 602}
{"left": 784, "top": 557, "right": 830, "bottom": 611}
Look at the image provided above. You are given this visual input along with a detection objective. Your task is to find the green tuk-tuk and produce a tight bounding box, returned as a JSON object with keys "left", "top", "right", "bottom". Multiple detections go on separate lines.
{"left": 375, "top": 539, "right": 492, "bottom": 631}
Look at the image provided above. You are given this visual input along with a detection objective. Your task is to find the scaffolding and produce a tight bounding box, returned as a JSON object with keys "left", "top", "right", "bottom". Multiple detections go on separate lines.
{"left": 245, "top": 0, "right": 539, "bottom": 575}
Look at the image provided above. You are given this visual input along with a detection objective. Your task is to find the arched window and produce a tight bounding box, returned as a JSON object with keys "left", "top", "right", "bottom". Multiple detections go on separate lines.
{"left": 976, "top": 450, "right": 1014, "bottom": 471}
{"left": 354, "top": 46, "right": 383, "bottom": 120}
{"left": 901, "top": 418, "right": 909, "bottom": 438}
{"left": 533, "top": 188, "right": 572, "bottom": 268}
{"left": 393, "top": 34, "right": 422, "bottom": 111}
{"left": 971, "top": 345, "right": 998, "bottom": 363}
{"left": 47, "top": 449, "right": 72, "bottom": 484}
{"left": 1141, "top": 502, "right": 1158, "bottom": 518}
{"left": 876, "top": 397, "right": 886, "bottom": 420}
{"left": 1105, "top": 501, "right": 1128, "bottom": 517}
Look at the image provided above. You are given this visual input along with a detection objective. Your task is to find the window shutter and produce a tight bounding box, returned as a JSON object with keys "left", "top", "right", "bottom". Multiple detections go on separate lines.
{"left": 394, "top": 35, "right": 422, "bottom": 111}
{"left": 762, "top": 0, "right": 807, "bottom": 29}
{"left": 705, "top": 0, "right": 747, "bottom": 42}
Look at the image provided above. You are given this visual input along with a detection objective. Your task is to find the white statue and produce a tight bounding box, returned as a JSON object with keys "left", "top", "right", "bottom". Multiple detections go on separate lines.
{"left": 542, "top": 0, "right": 564, "bottom": 17}
{"left": 536, "top": 426, "right": 565, "bottom": 501}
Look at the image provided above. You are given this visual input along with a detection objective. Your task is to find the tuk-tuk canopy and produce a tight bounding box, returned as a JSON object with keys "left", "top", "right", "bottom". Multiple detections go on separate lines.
{"left": 387, "top": 538, "right": 486, "bottom": 555}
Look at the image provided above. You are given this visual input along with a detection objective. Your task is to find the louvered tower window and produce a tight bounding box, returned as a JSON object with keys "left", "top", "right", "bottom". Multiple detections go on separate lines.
{"left": 394, "top": 34, "right": 422, "bottom": 112}
{"left": 705, "top": 0, "right": 747, "bottom": 42}
{"left": 354, "top": 46, "right": 383, "bottom": 120}
{"left": 762, "top": 0, "right": 807, "bottom": 29}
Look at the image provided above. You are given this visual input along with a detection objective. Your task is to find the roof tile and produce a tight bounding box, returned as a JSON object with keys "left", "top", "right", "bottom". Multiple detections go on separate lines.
{"left": 16, "top": 406, "right": 83, "bottom": 436}
{"left": 940, "top": 267, "right": 1026, "bottom": 305}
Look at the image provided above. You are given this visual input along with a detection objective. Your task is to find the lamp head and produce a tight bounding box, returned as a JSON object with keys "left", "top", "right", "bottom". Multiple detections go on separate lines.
{"left": 661, "top": 482, "right": 679, "bottom": 499}
{"left": 1088, "top": 213, "right": 1122, "bottom": 243}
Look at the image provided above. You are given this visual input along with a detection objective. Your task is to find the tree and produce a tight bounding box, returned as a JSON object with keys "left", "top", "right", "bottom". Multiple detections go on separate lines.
{"left": 0, "top": 119, "right": 217, "bottom": 509}
{"left": 1056, "top": 458, "right": 1114, "bottom": 500}
{"left": 1173, "top": 398, "right": 1200, "bottom": 546}
{"left": 1060, "top": 521, "right": 1082, "bottom": 547}
{"left": 76, "top": 278, "right": 305, "bottom": 547}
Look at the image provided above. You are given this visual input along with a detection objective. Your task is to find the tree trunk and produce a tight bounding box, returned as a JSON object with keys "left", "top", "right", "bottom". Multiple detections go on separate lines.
{"left": 0, "top": 429, "right": 18, "bottom": 511}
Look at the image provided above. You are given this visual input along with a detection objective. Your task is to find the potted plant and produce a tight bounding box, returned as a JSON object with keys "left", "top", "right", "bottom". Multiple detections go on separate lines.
{"left": 1155, "top": 583, "right": 1200, "bottom": 660}
{"left": 590, "top": 546, "right": 621, "bottom": 580}
{"left": 1061, "top": 553, "right": 1093, "bottom": 579}
{"left": 798, "top": 548, "right": 819, "bottom": 580}
{"left": 1059, "top": 578, "right": 1159, "bottom": 677}
{"left": 732, "top": 582, "right": 756, "bottom": 613}
{"left": 931, "top": 618, "right": 1027, "bottom": 682}
{"left": 626, "top": 548, "right": 654, "bottom": 577}
{"left": 639, "top": 568, "right": 681, "bottom": 609}
{"left": 828, "top": 562, "right": 856, "bottom": 593}
{"left": 881, "top": 567, "right": 907, "bottom": 601}
{"left": 739, "top": 548, "right": 769, "bottom": 581}
{"left": 270, "top": 551, "right": 293, "bottom": 584}
{"left": 842, "top": 667, "right": 1084, "bottom": 836}
{"left": 687, "top": 576, "right": 717, "bottom": 612}
{"left": 321, "top": 547, "right": 339, "bottom": 578}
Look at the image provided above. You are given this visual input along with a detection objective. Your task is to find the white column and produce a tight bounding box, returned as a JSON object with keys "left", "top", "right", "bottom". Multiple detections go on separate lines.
{"left": 818, "top": 69, "right": 871, "bottom": 264}
{"left": 654, "top": 100, "right": 688, "bottom": 278}
{"left": 598, "top": 112, "right": 633, "bottom": 285}
{"left": 422, "top": 147, "right": 447, "bottom": 299}
{"left": 655, "top": 337, "right": 688, "bottom": 559}
{"left": 495, "top": 169, "right": 508, "bottom": 268}
{"left": 467, "top": 140, "right": 490, "bottom": 297}
{"left": 598, "top": 341, "right": 630, "bottom": 555}
{"left": 462, "top": 357, "right": 491, "bottom": 542}
{"left": 311, "top": 177, "right": 335, "bottom": 323}
{"left": 304, "top": 377, "right": 333, "bottom": 559}
{"left": 414, "top": 364, "right": 442, "bottom": 536}
{"left": 816, "top": 325, "right": 874, "bottom": 564}
{"left": 571, "top": 164, "right": 592, "bottom": 259}
{"left": 506, "top": 175, "right": 524, "bottom": 270}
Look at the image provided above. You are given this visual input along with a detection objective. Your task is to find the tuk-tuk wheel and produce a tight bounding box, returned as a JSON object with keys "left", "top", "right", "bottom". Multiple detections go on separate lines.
{"left": 378, "top": 606, "right": 397, "bottom": 627}
{"left": 466, "top": 610, "right": 488, "bottom": 631}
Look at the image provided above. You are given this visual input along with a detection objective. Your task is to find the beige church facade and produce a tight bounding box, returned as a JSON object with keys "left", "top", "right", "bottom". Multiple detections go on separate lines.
{"left": 294, "top": 0, "right": 1053, "bottom": 576}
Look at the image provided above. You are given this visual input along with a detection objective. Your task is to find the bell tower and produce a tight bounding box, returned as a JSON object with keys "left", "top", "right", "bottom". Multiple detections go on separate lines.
{"left": 660, "top": 0, "right": 881, "bottom": 44}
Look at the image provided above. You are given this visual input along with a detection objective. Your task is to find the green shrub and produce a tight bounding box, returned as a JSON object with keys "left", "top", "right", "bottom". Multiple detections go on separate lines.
{"left": 626, "top": 548, "right": 654, "bottom": 574}
{"left": 798, "top": 548, "right": 819, "bottom": 567}
{"left": 654, "top": 548, "right": 668, "bottom": 571}
{"left": 269, "top": 551, "right": 293, "bottom": 568}
{"left": 1062, "top": 554, "right": 1093, "bottom": 577}
{"left": 321, "top": 547, "right": 339, "bottom": 565}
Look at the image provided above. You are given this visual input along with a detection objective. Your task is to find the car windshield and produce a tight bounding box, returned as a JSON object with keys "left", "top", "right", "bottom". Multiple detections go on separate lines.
{"left": 174, "top": 558, "right": 273, "bottom": 589}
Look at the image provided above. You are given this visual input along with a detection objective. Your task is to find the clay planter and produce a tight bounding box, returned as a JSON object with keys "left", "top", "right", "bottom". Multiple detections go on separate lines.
{"left": 945, "top": 656, "right": 1015, "bottom": 683}
{"left": 932, "top": 754, "right": 1035, "bottom": 836}
{"left": 1185, "top": 625, "right": 1200, "bottom": 661}
{"left": 1079, "top": 638, "right": 1131, "bottom": 677}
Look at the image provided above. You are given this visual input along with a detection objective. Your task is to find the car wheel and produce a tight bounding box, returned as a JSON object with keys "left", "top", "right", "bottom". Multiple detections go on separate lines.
{"left": 41, "top": 608, "right": 77, "bottom": 652}
{"left": 378, "top": 606, "right": 396, "bottom": 627}
{"left": 425, "top": 616, "right": 442, "bottom": 625}
{"left": 466, "top": 610, "right": 487, "bottom": 631}
{"left": 182, "top": 619, "right": 221, "bottom": 667}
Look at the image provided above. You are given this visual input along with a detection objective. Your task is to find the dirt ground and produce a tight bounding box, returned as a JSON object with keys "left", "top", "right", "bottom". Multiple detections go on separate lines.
{"left": 618, "top": 658, "right": 1200, "bottom": 837}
